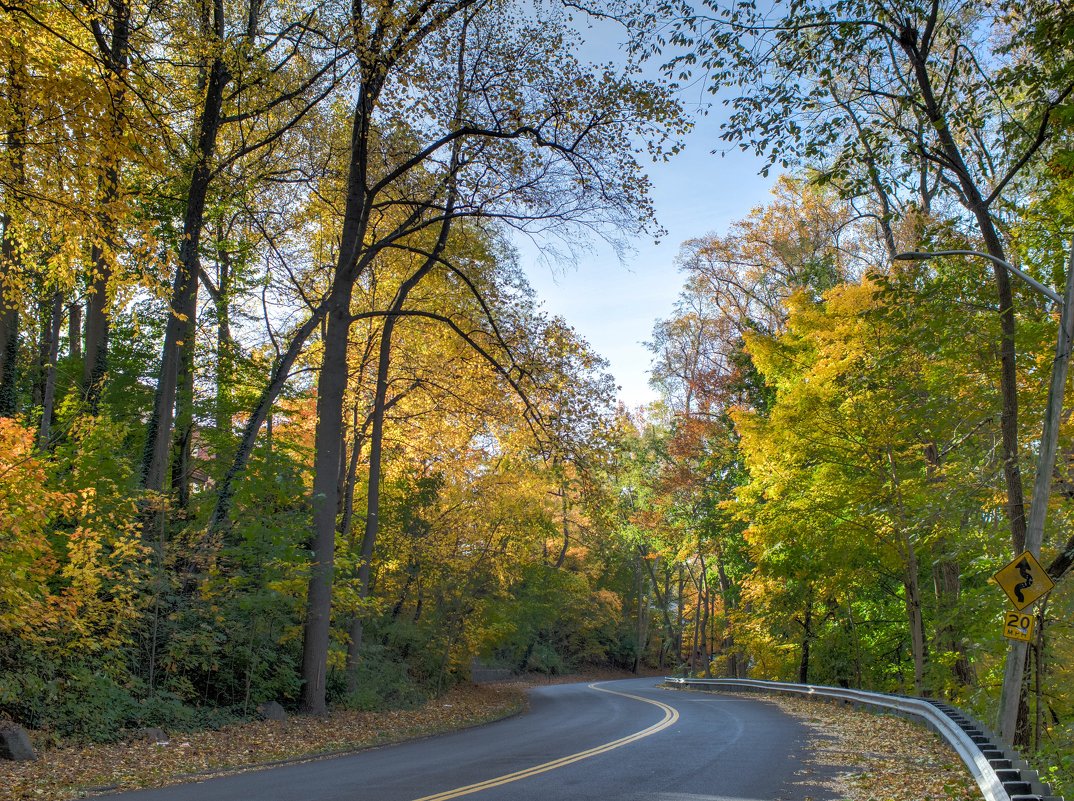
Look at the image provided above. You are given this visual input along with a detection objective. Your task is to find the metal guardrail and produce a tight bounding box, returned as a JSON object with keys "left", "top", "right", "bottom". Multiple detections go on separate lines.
{"left": 663, "top": 677, "right": 1063, "bottom": 801}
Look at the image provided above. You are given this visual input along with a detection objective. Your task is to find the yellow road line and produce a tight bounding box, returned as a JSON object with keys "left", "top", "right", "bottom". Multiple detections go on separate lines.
{"left": 410, "top": 683, "right": 679, "bottom": 801}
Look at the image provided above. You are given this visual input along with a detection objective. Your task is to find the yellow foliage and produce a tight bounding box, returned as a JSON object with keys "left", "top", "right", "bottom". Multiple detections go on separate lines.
{"left": 0, "top": 419, "right": 75, "bottom": 633}
{"left": 0, "top": 416, "right": 147, "bottom": 666}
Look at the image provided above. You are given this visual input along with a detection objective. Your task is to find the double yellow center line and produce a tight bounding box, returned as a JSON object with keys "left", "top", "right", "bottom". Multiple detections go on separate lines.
{"left": 410, "top": 683, "right": 680, "bottom": 801}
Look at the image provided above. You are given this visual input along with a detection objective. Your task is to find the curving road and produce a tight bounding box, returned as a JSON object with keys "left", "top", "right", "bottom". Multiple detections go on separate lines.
{"left": 102, "top": 678, "right": 841, "bottom": 801}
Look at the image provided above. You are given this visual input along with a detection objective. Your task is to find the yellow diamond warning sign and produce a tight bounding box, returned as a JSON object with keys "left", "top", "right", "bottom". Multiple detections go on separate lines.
{"left": 993, "top": 550, "right": 1055, "bottom": 611}
{"left": 1003, "top": 610, "right": 1036, "bottom": 643}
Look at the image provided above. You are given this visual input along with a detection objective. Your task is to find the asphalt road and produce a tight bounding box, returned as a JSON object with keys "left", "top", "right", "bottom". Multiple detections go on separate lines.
{"left": 101, "top": 678, "right": 843, "bottom": 801}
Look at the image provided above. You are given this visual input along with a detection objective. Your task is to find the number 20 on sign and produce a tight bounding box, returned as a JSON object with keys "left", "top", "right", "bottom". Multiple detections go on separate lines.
{"left": 1003, "top": 611, "right": 1035, "bottom": 643}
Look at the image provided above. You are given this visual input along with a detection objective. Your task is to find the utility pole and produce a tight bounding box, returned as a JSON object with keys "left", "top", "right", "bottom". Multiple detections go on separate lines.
{"left": 896, "top": 240, "right": 1074, "bottom": 743}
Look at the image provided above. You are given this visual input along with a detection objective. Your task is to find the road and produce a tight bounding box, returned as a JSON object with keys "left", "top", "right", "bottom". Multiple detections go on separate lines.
{"left": 101, "top": 678, "right": 842, "bottom": 801}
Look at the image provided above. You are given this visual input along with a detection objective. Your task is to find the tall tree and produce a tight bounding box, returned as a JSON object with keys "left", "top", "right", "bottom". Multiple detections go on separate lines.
{"left": 669, "top": 0, "right": 1074, "bottom": 563}
{"left": 140, "top": 0, "right": 344, "bottom": 500}
{"left": 297, "top": 0, "right": 683, "bottom": 713}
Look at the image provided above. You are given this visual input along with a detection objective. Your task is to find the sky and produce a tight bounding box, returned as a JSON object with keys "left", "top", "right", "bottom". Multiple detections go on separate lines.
{"left": 516, "top": 82, "right": 777, "bottom": 410}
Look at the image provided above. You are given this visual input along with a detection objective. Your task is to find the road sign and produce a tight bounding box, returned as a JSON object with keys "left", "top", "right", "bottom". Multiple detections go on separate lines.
{"left": 993, "top": 550, "right": 1055, "bottom": 611}
{"left": 1002, "top": 610, "right": 1036, "bottom": 643}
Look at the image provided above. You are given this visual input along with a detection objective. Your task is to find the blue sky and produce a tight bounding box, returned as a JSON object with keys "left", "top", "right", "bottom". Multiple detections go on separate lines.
{"left": 519, "top": 106, "right": 776, "bottom": 409}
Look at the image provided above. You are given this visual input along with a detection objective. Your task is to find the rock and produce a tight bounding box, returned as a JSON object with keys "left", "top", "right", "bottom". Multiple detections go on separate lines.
{"left": 257, "top": 701, "right": 287, "bottom": 722}
{"left": 132, "top": 727, "right": 169, "bottom": 744}
{"left": 0, "top": 724, "right": 37, "bottom": 761}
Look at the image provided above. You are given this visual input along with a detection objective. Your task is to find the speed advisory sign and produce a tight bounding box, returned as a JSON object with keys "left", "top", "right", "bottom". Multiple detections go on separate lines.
{"left": 1002, "top": 610, "right": 1035, "bottom": 643}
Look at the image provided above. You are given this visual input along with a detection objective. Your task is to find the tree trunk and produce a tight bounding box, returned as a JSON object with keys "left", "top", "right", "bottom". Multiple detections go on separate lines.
{"left": 714, "top": 551, "right": 739, "bottom": 677}
{"left": 676, "top": 564, "right": 685, "bottom": 667}
{"left": 0, "top": 284, "right": 16, "bottom": 418}
{"left": 170, "top": 273, "right": 199, "bottom": 508}
{"left": 641, "top": 551, "right": 678, "bottom": 668}
{"left": 67, "top": 301, "right": 82, "bottom": 360}
{"left": 932, "top": 547, "right": 974, "bottom": 688}
{"left": 83, "top": 0, "right": 131, "bottom": 410}
{"left": 846, "top": 602, "right": 863, "bottom": 688}
{"left": 300, "top": 281, "right": 354, "bottom": 714}
{"left": 554, "top": 483, "right": 569, "bottom": 568}
{"left": 213, "top": 248, "right": 233, "bottom": 435}
{"left": 339, "top": 406, "right": 365, "bottom": 541}
{"left": 141, "top": 0, "right": 226, "bottom": 494}
{"left": 902, "top": 540, "right": 927, "bottom": 696}
{"left": 83, "top": 234, "right": 114, "bottom": 410}
{"left": 32, "top": 301, "right": 45, "bottom": 408}
{"left": 0, "top": 49, "right": 27, "bottom": 419}
{"left": 886, "top": 446, "right": 928, "bottom": 694}
{"left": 700, "top": 584, "right": 711, "bottom": 678}
{"left": 37, "top": 291, "right": 63, "bottom": 447}
{"left": 695, "top": 549, "right": 710, "bottom": 676}
{"left": 798, "top": 588, "right": 812, "bottom": 684}
{"left": 343, "top": 207, "right": 455, "bottom": 690}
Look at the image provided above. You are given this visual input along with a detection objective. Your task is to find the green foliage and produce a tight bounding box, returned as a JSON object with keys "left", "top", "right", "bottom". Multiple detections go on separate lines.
{"left": 335, "top": 642, "right": 430, "bottom": 712}
{"left": 155, "top": 444, "right": 310, "bottom": 710}
{"left": 478, "top": 562, "right": 620, "bottom": 674}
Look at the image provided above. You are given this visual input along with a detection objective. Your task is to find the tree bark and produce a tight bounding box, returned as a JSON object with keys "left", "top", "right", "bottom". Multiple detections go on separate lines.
{"left": 300, "top": 280, "right": 355, "bottom": 714}
{"left": 932, "top": 546, "right": 973, "bottom": 687}
{"left": 0, "top": 46, "right": 27, "bottom": 418}
{"left": 0, "top": 276, "right": 16, "bottom": 418}
{"left": 212, "top": 247, "right": 233, "bottom": 434}
{"left": 37, "top": 291, "right": 63, "bottom": 447}
{"left": 67, "top": 301, "right": 82, "bottom": 360}
{"left": 714, "top": 552, "right": 739, "bottom": 678}
{"left": 83, "top": 0, "right": 131, "bottom": 410}
{"left": 141, "top": 0, "right": 227, "bottom": 494}
{"left": 299, "top": 78, "right": 382, "bottom": 713}
{"left": 902, "top": 533, "right": 927, "bottom": 695}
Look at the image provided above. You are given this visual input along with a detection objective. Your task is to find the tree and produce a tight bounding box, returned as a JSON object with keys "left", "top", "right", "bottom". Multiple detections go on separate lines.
{"left": 734, "top": 277, "right": 1004, "bottom": 693}
{"left": 667, "top": 0, "right": 1074, "bottom": 547}
{"left": 139, "top": 0, "right": 344, "bottom": 501}
{"left": 668, "top": 0, "right": 1074, "bottom": 740}
{"left": 296, "top": 0, "right": 684, "bottom": 713}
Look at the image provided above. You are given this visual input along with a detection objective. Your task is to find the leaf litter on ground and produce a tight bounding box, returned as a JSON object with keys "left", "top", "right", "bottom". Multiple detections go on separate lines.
{"left": 757, "top": 692, "right": 981, "bottom": 801}
{"left": 0, "top": 668, "right": 648, "bottom": 801}
{"left": 1, "top": 683, "right": 523, "bottom": 800}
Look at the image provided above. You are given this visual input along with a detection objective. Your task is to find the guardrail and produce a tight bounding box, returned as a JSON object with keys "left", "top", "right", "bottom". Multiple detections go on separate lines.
{"left": 663, "top": 677, "right": 1062, "bottom": 801}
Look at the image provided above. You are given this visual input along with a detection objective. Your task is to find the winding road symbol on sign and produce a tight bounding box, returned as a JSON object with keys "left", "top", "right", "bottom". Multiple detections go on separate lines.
{"left": 993, "top": 550, "right": 1055, "bottom": 611}
{"left": 1013, "top": 557, "right": 1034, "bottom": 604}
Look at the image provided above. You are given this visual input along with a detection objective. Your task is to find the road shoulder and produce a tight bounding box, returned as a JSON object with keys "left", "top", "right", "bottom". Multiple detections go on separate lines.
{"left": 757, "top": 692, "right": 981, "bottom": 800}
{"left": 1, "top": 683, "right": 526, "bottom": 801}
